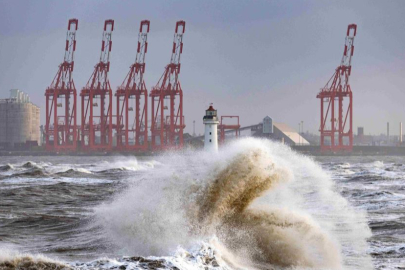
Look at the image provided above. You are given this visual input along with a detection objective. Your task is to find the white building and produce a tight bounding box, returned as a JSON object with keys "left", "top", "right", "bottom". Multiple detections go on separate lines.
{"left": 203, "top": 104, "right": 219, "bottom": 151}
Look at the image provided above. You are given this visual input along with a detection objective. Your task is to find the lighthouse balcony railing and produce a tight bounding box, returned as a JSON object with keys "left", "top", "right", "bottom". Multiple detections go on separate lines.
{"left": 203, "top": 115, "right": 218, "bottom": 121}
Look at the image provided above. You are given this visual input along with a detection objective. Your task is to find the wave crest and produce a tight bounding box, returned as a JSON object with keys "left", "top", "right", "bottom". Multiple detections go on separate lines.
{"left": 0, "top": 250, "right": 70, "bottom": 270}
{"left": 0, "top": 164, "right": 14, "bottom": 172}
{"left": 194, "top": 147, "right": 340, "bottom": 269}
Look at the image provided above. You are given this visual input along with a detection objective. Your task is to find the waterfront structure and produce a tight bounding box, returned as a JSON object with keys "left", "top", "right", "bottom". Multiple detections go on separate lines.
{"left": 45, "top": 19, "right": 78, "bottom": 152}
{"left": 271, "top": 123, "right": 310, "bottom": 146}
{"left": 263, "top": 116, "right": 274, "bottom": 134}
{"left": 0, "top": 90, "right": 40, "bottom": 149}
{"left": 203, "top": 104, "right": 219, "bottom": 151}
{"left": 115, "top": 20, "right": 150, "bottom": 151}
{"left": 219, "top": 116, "right": 240, "bottom": 144}
{"left": 150, "top": 21, "right": 186, "bottom": 150}
{"left": 317, "top": 24, "right": 357, "bottom": 152}
{"left": 80, "top": 20, "right": 114, "bottom": 151}
{"left": 246, "top": 118, "right": 309, "bottom": 146}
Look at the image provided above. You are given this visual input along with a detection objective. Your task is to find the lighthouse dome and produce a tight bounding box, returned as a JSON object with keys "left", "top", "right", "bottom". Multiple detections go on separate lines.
{"left": 204, "top": 104, "right": 217, "bottom": 120}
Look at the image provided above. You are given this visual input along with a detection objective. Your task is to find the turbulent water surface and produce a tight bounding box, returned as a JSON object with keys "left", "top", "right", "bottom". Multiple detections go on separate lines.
{"left": 0, "top": 139, "right": 404, "bottom": 269}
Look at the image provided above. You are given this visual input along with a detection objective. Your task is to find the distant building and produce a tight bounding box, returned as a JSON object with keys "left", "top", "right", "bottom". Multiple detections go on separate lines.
{"left": 262, "top": 116, "right": 273, "bottom": 134}
{"left": 0, "top": 89, "right": 40, "bottom": 149}
{"left": 353, "top": 126, "right": 371, "bottom": 145}
{"left": 240, "top": 117, "right": 310, "bottom": 146}
{"left": 272, "top": 122, "right": 310, "bottom": 146}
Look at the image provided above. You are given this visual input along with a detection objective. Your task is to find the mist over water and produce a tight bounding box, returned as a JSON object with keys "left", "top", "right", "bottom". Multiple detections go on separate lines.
{"left": 94, "top": 138, "right": 372, "bottom": 269}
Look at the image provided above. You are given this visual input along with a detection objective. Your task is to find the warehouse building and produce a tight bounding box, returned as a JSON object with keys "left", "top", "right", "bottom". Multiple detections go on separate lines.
{"left": 0, "top": 89, "right": 40, "bottom": 149}
{"left": 249, "top": 116, "right": 310, "bottom": 146}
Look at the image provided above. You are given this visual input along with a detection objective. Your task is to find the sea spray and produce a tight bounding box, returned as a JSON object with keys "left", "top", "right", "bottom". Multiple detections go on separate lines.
{"left": 193, "top": 148, "right": 341, "bottom": 269}
{"left": 94, "top": 138, "right": 372, "bottom": 269}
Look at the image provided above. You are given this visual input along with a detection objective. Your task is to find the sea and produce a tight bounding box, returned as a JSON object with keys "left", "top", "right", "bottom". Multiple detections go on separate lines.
{"left": 0, "top": 138, "right": 404, "bottom": 270}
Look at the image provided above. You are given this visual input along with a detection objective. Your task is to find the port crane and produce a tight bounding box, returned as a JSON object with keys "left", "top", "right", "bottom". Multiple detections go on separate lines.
{"left": 80, "top": 20, "right": 114, "bottom": 151}
{"left": 150, "top": 21, "right": 186, "bottom": 150}
{"left": 45, "top": 19, "right": 79, "bottom": 151}
{"left": 317, "top": 24, "right": 357, "bottom": 152}
{"left": 115, "top": 20, "right": 150, "bottom": 151}
{"left": 219, "top": 116, "right": 240, "bottom": 144}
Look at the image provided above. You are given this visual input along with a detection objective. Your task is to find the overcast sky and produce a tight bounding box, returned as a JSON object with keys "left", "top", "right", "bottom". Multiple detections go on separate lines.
{"left": 0, "top": 0, "right": 404, "bottom": 136}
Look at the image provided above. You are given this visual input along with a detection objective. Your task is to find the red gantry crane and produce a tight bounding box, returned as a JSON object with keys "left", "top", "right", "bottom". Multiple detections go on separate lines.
{"left": 115, "top": 20, "right": 150, "bottom": 151}
{"left": 80, "top": 20, "right": 114, "bottom": 151}
{"left": 317, "top": 24, "right": 357, "bottom": 152}
{"left": 219, "top": 116, "right": 240, "bottom": 144}
{"left": 45, "top": 19, "right": 79, "bottom": 151}
{"left": 150, "top": 21, "right": 186, "bottom": 150}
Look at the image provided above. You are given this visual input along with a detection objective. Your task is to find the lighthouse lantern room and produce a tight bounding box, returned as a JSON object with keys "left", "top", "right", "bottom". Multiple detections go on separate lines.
{"left": 203, "top": 104, "right": 219, "bottom": 151}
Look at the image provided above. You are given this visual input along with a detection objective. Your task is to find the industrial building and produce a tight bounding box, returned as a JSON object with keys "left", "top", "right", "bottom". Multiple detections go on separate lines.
{"left": 354, "top": 125, "right": 405, "bottom": 146}
{"left": 0, "top": 89, "right": 40, "bottom": 149}
{"left": 239, "top": 116, "right": 310, "bottom": 146}
{"left": 272, "top": 122, "right": 310, "bottom": 146}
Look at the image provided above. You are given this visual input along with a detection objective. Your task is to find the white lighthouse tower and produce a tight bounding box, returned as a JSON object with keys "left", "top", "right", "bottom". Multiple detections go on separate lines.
{"left": 203, "top": 104, "right": 219, "bottom": 151}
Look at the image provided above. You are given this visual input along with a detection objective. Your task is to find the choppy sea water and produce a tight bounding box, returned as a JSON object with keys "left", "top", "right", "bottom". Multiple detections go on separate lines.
{"left": 0, "top": 138, "right": 403, "bottom": 269}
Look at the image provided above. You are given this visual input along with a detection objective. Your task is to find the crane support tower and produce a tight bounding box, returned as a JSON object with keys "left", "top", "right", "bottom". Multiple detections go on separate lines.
{"left": 150, "top": 21, "right": 186, "bottom": 150}
{"left": 80, "top": 20, "right": 114, "bottom": 151}
{"left": 317, "top": 24, "right": 357, "bottom": 152}
{"left": 115, "top": 20, "right": 150, "bottom": 151}
{"left": 219, "top": 116, "right": 240, "bottom": 144}
{"left": 45, "top": 19, "right": 79, "bottom": 151}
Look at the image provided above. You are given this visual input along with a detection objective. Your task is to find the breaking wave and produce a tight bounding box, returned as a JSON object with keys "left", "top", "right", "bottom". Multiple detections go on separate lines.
{"left": 55, "top": 168, "right": 93, "bottom": 178}
{"left": 13, "top": 168, "right": 50, "bottom": 178}
{"left": 0, "top": 164, "right": 14, "bottom": 172}
{"left": 0, "top": 249, "right": 70, "bottom": 270}
{"left": 95, "top": 138, "right": 372, "bottom": 269}
{"left": 0, "top": 158, "right": 159, "bottom": 182}
{"left": 22, "top": 161, "right": 43, "bottom": 169}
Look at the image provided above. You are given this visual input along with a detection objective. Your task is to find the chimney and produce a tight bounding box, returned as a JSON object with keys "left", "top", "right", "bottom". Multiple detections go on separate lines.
{"left": 387, "top": 122, "right": 390, "bottom": 144}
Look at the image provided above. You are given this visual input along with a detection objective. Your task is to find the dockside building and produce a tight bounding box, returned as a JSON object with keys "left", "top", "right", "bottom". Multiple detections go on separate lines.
{"left": 0, "top": 89, "right": 40, "bottom": 149}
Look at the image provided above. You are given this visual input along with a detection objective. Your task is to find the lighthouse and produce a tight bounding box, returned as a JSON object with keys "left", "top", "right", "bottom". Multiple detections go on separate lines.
{"left": 203, "top": 104, "right": 219, "bottom": 151}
